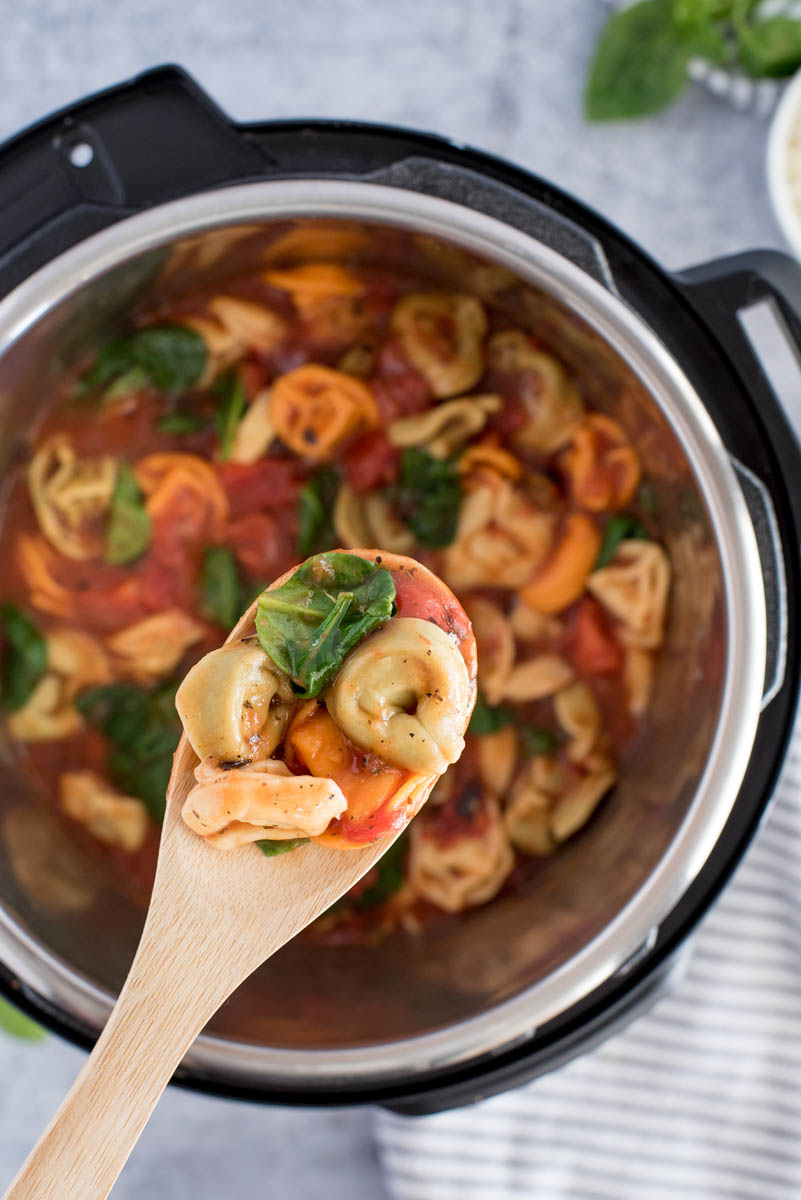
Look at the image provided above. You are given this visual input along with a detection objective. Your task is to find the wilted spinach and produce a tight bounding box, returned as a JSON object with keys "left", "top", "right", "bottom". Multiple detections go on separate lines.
{"left": 75, "top": 680, "right": 182, "bottom": 820}
{"left": 77, "top": 326, "right": 207, "bottom": 396}
{"left": 202, "top": 546, "right": 242, "bottom": 630}
{"left": 391, "top": 448, "right": 462, "bottom": 549}
{"left": 213, "top": 368, "right": 247, "bottom": 462}
{"left": 297, "top": 466, "right": 340, "bottom": 557}
{"left": 257, "top": 837, "right": 310, "bottom": 857}
{"left": 595, "top": 514, "right": 647, "bottom": 570}
{"left": 354, "top": 834, "right": 408, "bottom": 909}
{"left": 467, "top": 691, "right": 516, "bottom": 735}
{"left": 0, "top": 604, "right": 47, "bottom": 712}
{"left": 255, "top": 552, "right": 395, "bottom": 697}
{"left": 105, "top": 462, "right": 152, "bottom": 566}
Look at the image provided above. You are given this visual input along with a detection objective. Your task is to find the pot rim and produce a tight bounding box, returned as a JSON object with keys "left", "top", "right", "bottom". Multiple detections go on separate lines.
{"left": 0, "top": 179, "right": 767, "bottom": 1084}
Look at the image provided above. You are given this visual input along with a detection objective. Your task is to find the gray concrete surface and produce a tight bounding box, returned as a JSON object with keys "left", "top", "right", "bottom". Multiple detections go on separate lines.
{"left": 0, "top": 1, "right": 794, "bottom": 1196}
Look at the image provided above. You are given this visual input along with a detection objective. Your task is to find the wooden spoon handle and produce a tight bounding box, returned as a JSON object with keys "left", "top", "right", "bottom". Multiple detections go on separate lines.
{"left": 3, "top": 917, "right": 241, "bottom": 1200}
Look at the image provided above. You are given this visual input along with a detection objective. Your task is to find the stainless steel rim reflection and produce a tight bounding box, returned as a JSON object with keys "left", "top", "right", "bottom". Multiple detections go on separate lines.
{"left": 0, "top": 181, "right": 767, "bottom": 1084}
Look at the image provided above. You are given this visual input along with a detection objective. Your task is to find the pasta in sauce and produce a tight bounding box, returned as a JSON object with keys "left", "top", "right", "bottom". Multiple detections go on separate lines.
{"left": 0, "top": 253, "right": 671, "bottom": 938}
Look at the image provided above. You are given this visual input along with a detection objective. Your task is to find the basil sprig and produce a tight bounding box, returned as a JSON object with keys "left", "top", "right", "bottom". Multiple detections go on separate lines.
{"left": 255, "top": 552, "right": 395, "bottom": 698}
{"left": 585, "top": 0, "right": 801, "bottom": 122}
{"left": 297, "top": 466, "right": 340, "bottom": 557}
{"left": 105, "top": 462, "right": 152, "bottom": 566}
{"left": 0, "top": 604, "right": 47, "bottom": 712}
{"left": 201, "top": 546, "right": 241, "bottom": 630}
{"left": 75, "top": 680, "right": 182, "bottom": 820}
{"left": 595, "top": 514, "right": 647, "bottom": 570}
{"left": 391, "top": 448, "right": 462, "bottom": 549}
{"left": 77, "top": 326, "right": 207, "bottom": 397}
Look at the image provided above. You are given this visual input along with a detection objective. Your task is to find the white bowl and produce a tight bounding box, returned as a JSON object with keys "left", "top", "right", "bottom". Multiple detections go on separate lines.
{"left": 767, "top": 68, "right": 801, "bottom": 258}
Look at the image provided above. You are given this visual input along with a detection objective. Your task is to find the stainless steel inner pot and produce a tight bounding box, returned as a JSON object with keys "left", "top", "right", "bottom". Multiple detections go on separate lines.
{"left": 0, "top": 181, "right": 767, "bottom": 1089}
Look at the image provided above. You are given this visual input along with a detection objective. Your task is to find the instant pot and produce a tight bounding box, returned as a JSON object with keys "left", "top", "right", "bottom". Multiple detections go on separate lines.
{"left": 1, "top": 66, "right": 800, "bottom": 1115}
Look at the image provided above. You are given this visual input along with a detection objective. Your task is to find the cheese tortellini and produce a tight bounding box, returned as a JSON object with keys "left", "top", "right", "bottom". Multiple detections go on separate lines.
{"left": 325, "top": 617, "right": 471, "bottom": 775}
{"left": 391, "top": 292, "right": 488, "bottom": 398}
{"left": 28, "top": 435, "right": 117, "bottom": 561}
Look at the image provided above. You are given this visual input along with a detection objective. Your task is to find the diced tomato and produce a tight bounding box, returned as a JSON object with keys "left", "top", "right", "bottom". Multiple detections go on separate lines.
{"left": 369, "top": 338, "right": 431, "bottom": 421}
{"left": 567, "top": 597, "right": 623, "bottom": 677}
{"left": 240, "top": 359, "right": 269, "bottom": 399}
{"left": 486, "top": 392, "right": 527, "bottom": 439}
{"left": 344, "top": 429, "right": 401, "bottom": 493}
{"left": 79, "top": 578, "right": 149, "bottom": 631}
{"left": 216, "top": 459, "right": 301, "bottom": 519}
{"left": 225, "top": 512, "right": 296, "bottom": 579}
{"left": 391, "top": 565, "right": 472, "bottom": 652}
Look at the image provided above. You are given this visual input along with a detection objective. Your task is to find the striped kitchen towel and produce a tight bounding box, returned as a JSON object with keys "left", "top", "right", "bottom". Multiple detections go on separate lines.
{"left": 375, "top": 709, "right": 801, "bottom": 1200}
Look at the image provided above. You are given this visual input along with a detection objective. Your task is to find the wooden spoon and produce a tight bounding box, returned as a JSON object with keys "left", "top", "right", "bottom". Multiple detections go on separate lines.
{"left": 3, "top": 552, "right": 476, "bottom": 1200}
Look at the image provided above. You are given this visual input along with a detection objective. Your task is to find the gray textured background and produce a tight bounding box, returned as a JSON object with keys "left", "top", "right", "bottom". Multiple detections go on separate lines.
{"left": 0, "top": 1, "right": 793, "bottom": 1196}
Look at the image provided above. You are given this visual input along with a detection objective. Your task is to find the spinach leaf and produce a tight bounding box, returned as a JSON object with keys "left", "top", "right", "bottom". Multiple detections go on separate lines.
{"left": 392, "top": 448, "right": 462, "bottom": 549}
{"left": 0, "top": 996, "right": 46, "bottom": 1041}
{"left": 257, "top": 837, "right": 310, "bottom": 857}
{"left": 75, "top": 680, "right": 181, "bottom": 820}
{"left": 157, "top": 411, "right": 210, "bottom": 435}
{"left": 355, "top": 834, "right": 408, "bottom": 909}
{"left": 595, "top": 514, "right": 648, "bottom": 570}
{"left": 0, "top": 604, "right": 47, "bottom": 713}
{"left": 585, "top": 0, "right": 691, "bottom": 120}
{"left": 255, "top": 551, "right": 395, "bottom": 697}
{"left": 738, "top": 17, "right": 801, "bottom": 77}
{"left": 467, "top": 690, "right": 515, "bottom": 735}
{"left": 202, "top": 546, "right": 241, "bottom": 629}
{"left": 78, "top": 326, "right": 206, "bottom": 397}
{"left": 105, "top": 462, "right": 152, "bottom": 566}
{"left": 520, "top": 725, "right": 559, "bottom": 756}
{"left": 213, "top": 368, "right": 247, "bottom": 462}
{"left": 298, "top": 466, "right": 340, "bottom": 557}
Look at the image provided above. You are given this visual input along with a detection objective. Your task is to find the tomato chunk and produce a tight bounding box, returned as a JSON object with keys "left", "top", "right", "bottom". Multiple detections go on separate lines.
{"left": 344, "top": 429, "right": 400, "bottom": 493}
{"left": 568, "top": 597, "right": 623, "bottom": 677}
{"left": 216, "top": 459, "right": 301, "bottom": 519}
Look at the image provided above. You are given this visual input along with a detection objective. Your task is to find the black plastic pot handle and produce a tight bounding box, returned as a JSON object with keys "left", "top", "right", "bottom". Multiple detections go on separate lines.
{"left": 0, "top": 65, "right": 270, "bottom": 296}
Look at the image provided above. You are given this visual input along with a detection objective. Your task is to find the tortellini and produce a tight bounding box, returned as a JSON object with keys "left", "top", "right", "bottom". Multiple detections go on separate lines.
{"left": 409, "top": 794, "right": 513, "bottom": 912}
{"left": 184, "top": 296, "right": 287, "bottom": 382}
{"left": 270, "top": 364, "right": 377, "bottom": 461}
{"left": 8, "top": 629, "right": 111, "bottom": 742}
{"left": 588, "top": 539, "right": 671, "bottom": 649}
{"left": 504, "top": 754, "right": 616, "bottom": 855}
{"left": 333, "top": 483, "right": 415, "bottom": 555}
{"left": 388, "top": 394, "right": 501, "bottom": 460}
{"left": 106, "top": 610, "right": 205, "bottom": 686}
{"left": 181, "top": 759, "right": 347, "bottom": 850}
{"left": 229, "top": 389, "right": 275, "bottom": 464}
{"left": 325, "top": 617, "right": 471, "bottom": 775}
{"left": 501, "top": 654, "right": 574, "bottom": 703}
{"left": 391, "top": 292, "right": 488, "bottom": 398}
{"left": 465, "top": 597, "right": 515, "bottom": 707}
{"left": 175, "top": 640, "right": 295, "bottom": 765}
{"left": 59, "top": 771, "right": 149, "bottom": 851}
{"left": 28, "top": 435, "right": 117, "bottom": 561}
{"left": 487, "top": 331, "right": 585, "bottom": 453}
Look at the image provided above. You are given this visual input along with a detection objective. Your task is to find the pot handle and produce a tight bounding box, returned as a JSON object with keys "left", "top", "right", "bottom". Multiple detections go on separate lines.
{"left": 0, "top": 65, "right": 268, "bottom": 297}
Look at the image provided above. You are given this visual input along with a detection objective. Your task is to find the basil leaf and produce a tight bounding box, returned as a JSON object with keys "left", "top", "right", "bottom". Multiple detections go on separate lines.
{"left": 105, "top": 462, "right": 152, "bottom": 566}
{"left": 595, "top": 514, "right": 648, "bottom": 570}
{"left": 393, "top": 448, "right": 461, "bottom": 549}
{"left": 355, "top": 834, "right": 408, "bottom": 909}
{"left": 202, "top": 546, "right": 241, "bottom": 629}
{"left": 157, "top": 412, "right": 210, "bottom": 435}
{"left": 520, "top": 725, "right": 558, "bottom": 756}
{"left": 75, "top": 680, "right": 182, "bottom": 820}
{"left": 0, "top": 996, "right": 46, "bottom": 1041}
{"left": 737, "top": 18, "right": 801, "bottom": 77}
{"left": 257, "top": 838, "right": 309, "bottom": 857}
{"left": 1, "top": 604, "right": 47, "bottom": 713}
{"left": 255, "top": 551, "right": 396, "bottom": 697}
{"left": 213, "top": 368, "right": 247, "bottom": 462}
{"left": 298, "top": 466, "right": 340, "bottom": 557}
{"left": 78, "top": 326, "right": 207, "bottom": 397}
{"left": 585, "top": 1, "right": 690, "bottom": 120}
{"left": 468, "top": 691, "right": 516, "bottom": 735}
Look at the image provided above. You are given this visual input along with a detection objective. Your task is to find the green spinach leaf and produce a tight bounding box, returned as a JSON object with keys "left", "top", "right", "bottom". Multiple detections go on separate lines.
{"left": 0, "top": 996, "right": 46, "bottom": 1041}
{"left": 213, "top": 368, "right": 247, "bottom": 462}
{"left": 298, "top": 466, "right": 340, "bottom": 557}
{"left": 585, "top": 0, "right": 691, "bottom": 120}
{"left": 257, "top": 838, "right": 310, "bottom": 857}
{"left": 520, "top": 725, "right": 559, "bottom": 756}
{"left": 392, "top": 448, "right": 462, "bottom": 549}
{"left": 595, "top": 514, "right": 648, "bottom": 570}
{"left": 105, "top": 462, "right": 152, "bottom": 566}
{"left": 202, "top": 546, "right": 241, "bottom": 629}
{"left": 255, "top": 551, "right": 395, "bottom": 697}
{"left": 78, "top": 326, "right": 207, "bottom": 397}
{"left": 0, "top": 604, "right": 47, "bottom": 713}
{"left": 738, "top": 17, "right": 801, "bottom": 76}
{"left": 157, "top": 411, "right": 211, "bottom": 435}
{"left": 355, "top": 834, "right": 408, "bottom": 909}
{"left": 467, "top": 690, "right": 516, "bottom": 736}
{"left": 75, "top": 680, "right": 182, "bottom": 820}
